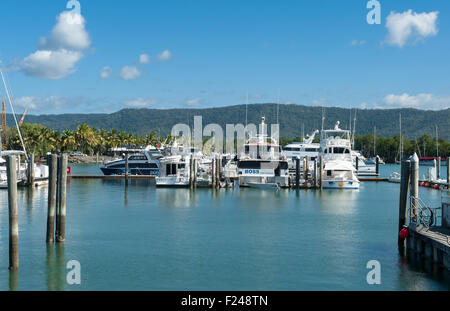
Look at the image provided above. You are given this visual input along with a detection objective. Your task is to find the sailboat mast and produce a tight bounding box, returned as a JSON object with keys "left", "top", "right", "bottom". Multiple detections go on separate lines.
{"left": 400, "top": 114, "right": 402, "bottom": 160}
{"left": 352, "top": 109, "right": 357, "bottom": 149}
{"left": 436, "top": 125, "right": 439, "bottom": 159}
{"left": 373, "top": 126, "right": 376, "bottom": 157}
{"left": 0, "top": 70, "right": 27, "bottom": 157}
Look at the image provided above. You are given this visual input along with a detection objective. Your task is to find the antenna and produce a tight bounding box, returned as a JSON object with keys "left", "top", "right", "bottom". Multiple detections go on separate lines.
{"left": 321, "top": 107, "right": 325, "bottom": 140}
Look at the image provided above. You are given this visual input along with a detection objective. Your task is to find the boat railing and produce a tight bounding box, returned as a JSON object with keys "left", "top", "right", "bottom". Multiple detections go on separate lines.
{"left": 409, "top": 196, "right": 442, "bottom": 228}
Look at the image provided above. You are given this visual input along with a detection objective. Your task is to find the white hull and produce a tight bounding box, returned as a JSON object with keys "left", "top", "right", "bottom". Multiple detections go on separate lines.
{"left": 322, "top": 180, "right": 360, "bottom": 189}
{"left": 247, "top": 182, "right": 279, "bottom": 190}
{"left": 156, "top": 177, "right": 190, "bottom": 187}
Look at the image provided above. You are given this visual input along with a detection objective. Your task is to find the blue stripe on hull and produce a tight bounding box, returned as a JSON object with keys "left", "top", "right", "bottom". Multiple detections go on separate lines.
{"left": 100, "top": 167, "right": 160, "bottom": 176}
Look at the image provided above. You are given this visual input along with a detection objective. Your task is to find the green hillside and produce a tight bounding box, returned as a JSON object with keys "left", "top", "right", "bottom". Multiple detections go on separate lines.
{"left": 6, "top": 104, "right": 450, "bottom": 140}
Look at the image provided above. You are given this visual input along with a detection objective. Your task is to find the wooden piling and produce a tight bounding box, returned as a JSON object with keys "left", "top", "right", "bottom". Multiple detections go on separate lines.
{"left": 7, "top": 155, "right": 19, "bottom": 270}
{"left": 27, "top": 153, "right": 35, "bottom": 187}
{"left": 46, "top": 155, "right": 58, "bottom": 243}
{"left": 193, "top": 158, "right": 198, "bottom": 188}
{"left": 398, "top": 159, "right": 411, "bottom": 248}
{"left": 211, "top": 157, "right": 216, "bottom": 189}
{"left": 125, "top": 154, "right": 129, "bottom": 181}
{"left": 437, "top": 157, "right": 441, "bottom": 179}
{"left": 295, "top": 157, "right": 300, "bottom": 189}
{"left": 313, "top": 159, "right": 318, "bottom": 188}
{"left": 189, "top": 154, "right": 194, "bottom": 189}
{"left": 304, "top": 157, "right": 309, "bottom": 181}
{"left": 56, "top": 154, "right": 68, "bottom": 243}
{"left": 447, "top": 157, "right": 449, "bottom": 186}
{"left": 56, "top": 156, "right": 61, "bottom": 238}
{"left": 216, "top": 157, "right": 221, "bottom": 189}
{"left": 355, "top": 156, "right": 359, "bottom": 172}
{"left": 410, "top": 153, "right": 419, "bottom": 223}
{"left": 375, "top": 156, "right": 379, "bottom": 176}
{"left": 319, "top": 156, "right": 323, "bottom": 190}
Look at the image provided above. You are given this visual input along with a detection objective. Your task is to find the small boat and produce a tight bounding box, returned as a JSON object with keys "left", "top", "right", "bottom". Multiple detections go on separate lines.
{"left": 0, "top": 151, "right": 28, "bottom": 189}
{"left": 156, "top": 155, "right": 190, "bottom": 187}
{"left": 388, "top": 172, "right": 401, "bottom": 183}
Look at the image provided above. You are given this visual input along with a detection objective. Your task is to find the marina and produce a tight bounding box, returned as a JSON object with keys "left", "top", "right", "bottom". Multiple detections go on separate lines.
{"left": 1, "top": 162, "right": 449, "bottom": 290}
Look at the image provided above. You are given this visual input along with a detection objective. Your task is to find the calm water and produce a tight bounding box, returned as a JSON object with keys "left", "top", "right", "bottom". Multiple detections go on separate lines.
{"left": 0, "top": 164, "right": 449, "bottom": 291}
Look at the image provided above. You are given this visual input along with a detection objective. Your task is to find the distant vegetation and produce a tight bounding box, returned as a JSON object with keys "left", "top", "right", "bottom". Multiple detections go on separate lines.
{"left": 1, "top": 122, "right": 448, "bottom": 163}
{"left": 6, "top": 104, "right": 450, "bottom": 140}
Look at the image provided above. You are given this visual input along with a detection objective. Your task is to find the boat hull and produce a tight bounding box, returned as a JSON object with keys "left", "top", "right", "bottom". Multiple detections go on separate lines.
{"left": 322, "top": 180, "right": 360, "bottom": 189}
{"left": 101, "top": 167, "right": 159, "bottom": 176}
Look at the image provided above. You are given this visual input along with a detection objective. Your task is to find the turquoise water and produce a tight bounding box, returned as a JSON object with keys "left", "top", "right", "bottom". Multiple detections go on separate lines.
{"left": 0, "top": 164, "right": 449, "bottom": 290}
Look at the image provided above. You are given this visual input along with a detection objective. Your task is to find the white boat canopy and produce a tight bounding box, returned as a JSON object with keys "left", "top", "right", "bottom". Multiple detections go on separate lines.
{"left": 324, "top": 160, "right": 356, "bottom": 171}
{"left": 0, "top": 150, "right": 26, "bottom": 157}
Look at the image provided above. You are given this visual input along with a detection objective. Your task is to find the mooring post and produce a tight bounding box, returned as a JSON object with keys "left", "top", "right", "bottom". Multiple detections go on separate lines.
{"left": 355, "top": 156, "right": 359, "bottom": 173}
{"left": 447, "top": 157, "right": 450, "bottom": 186}
{"left": 46, "top": 155, "right": 58, "bottom": 243}
{"left": 398, "top": 159, "right": 411, "bottom": 248}
{"left": 189, "top": 154, "right": 194, "bottom": 189}
{"left": 125, "top": 154, "right": 129, "bottom": 181}
{"left": 375, "top": 155, "right": 379, "bottom": 176}
{"left": 319, "top": 156, "right": 323, "bottom": 190}
{"left": 211, "top": 157, "right": 216, "bottom": 189}
{"left": 295, "top": 157, "right": 300, "bottom": 189}
{"left": 55, "top": 156, "right": 61, "bottom": 238}
{"left": 193, "top": 158, "right": 198, "bottom": 188}
{"left": 216, "top": 157, "right": 221, "bottom": 189}
{"left": 27, "top": 153, "right": 35, "bottom": 187}
{"left": 56, "top": 154, "right": 68, "bottom": 243}
{"left": 410, "top": 153, "right": 419, "bottom": 223}
{"left": 7, "top": 155, "right": 19, "bottom": 270}
{"left": 305, "top": 157, "right": 309, "bottom": 182}
{"left": 437, "top": 157, "right": 441, "bottom": 179}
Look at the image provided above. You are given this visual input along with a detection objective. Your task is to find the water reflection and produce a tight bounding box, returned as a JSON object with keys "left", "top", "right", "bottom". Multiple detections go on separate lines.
{"left": 46, "top": 244, "right": 66, "bottom": 291}
{"left": 9, "top": 270, "right": 18, "bottom": 291}
{"left": 157, "top": 188, "right": 196, "bottom": 208}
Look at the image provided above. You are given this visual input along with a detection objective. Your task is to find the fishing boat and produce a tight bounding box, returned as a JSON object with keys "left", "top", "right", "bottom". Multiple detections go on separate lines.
{"left": 100, "top": 149, "right": 161, "bottom": 176}
{"left": 320, "top": 121, "right": 360, "bottom": 189}
{"left": 237, "top": 117, "right": 289, "bottom": 188}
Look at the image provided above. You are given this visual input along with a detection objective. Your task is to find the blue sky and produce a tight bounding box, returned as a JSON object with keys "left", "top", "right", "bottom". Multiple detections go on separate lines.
{"left": 0, "top": 0, "right": 449, "bottom": 114}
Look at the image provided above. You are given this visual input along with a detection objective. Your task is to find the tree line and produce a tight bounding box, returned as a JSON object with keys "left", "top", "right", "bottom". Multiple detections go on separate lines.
{"left": 1, "top": 123, "right": 449, "bottom": 163}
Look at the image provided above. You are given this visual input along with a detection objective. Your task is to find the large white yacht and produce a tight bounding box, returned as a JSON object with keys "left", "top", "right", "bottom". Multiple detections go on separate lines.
{"left": 237, "top": 117, "right": 289, "bottom": 188}
{"left": 320, "top": 121, "right": 360, "bottom": 189}
{"left": 283, "top": 130, "right": 320, "bottom": 161}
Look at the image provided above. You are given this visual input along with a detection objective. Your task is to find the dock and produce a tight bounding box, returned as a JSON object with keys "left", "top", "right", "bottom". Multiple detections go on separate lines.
{"left": 398, "top": 154, "right": 450, "bottom": 271}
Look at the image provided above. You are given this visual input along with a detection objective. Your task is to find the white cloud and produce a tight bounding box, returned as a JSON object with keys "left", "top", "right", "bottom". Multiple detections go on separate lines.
{"left": 14, "top": 96, "right": 70, "bottom": 111}
{"left": 21, "top": 10, "right": 91, "bottom": 79}
{"left": 185, "top": 98, "right": 202, "bottom": 107}
{"left": 100, "top": 66, "right": 112, "bottom": 79}
{"left": 382, "top": 93, "right": 450, "bottom": 110}
{"left": 123, "top": 98, "right": 157, "bottom": 108}
{"left": 350, "top": 40, "right": 366, "bottom": 46}
{"left": 119, "top": 66, "right": 141, "bottom": 80}
{"left": 22, "top": 49, "right": 83, "bottom": 80}
{"left": 385, "top": 10, "right": 439, "bottom": 47}
{"left": 38, "top": 11, "right": 90, "bottom": 51}
{"left": 157, "top": 50, "right": 172, "bottom": 62}
{"left": 139, "top": 54, "right": 150, "bottom": 64}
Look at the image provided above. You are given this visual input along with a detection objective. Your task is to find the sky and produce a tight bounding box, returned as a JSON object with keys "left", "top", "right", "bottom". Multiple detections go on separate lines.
{"left": 0, "top": 0, "right": 449, "bottom": 114}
